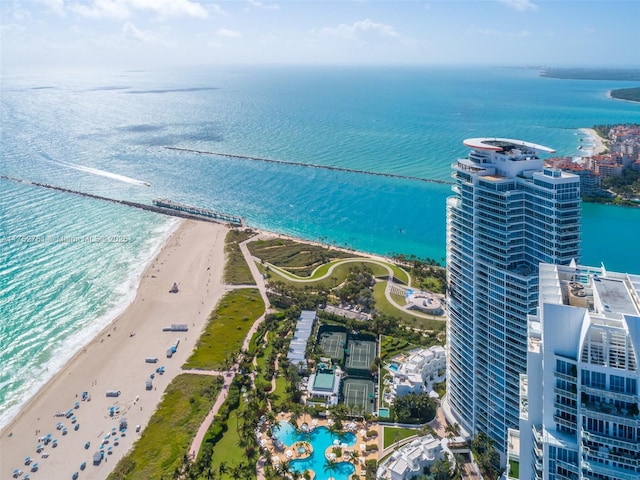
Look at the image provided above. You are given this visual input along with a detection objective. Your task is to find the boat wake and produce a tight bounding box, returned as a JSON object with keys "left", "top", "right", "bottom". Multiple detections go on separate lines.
{"left": 44, "top": 155, "right": 150, "bottom": 186}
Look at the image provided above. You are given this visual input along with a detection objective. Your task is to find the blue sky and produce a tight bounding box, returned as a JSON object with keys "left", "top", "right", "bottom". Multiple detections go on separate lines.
{"left": 1, "top": 0, "right": 638, "bottom": 69}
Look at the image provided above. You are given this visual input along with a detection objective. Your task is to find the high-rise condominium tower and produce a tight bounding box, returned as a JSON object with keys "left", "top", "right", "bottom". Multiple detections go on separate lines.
{"left": 445, "top": 138, "right": 581, "bottom": 453}
{"left": 508, "top": 262, "right": 640, "bottom": 480}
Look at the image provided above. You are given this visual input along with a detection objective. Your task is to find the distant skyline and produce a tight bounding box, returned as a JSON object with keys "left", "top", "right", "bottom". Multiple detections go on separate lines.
{"left": 1, "top": 0, "right": 639, "bottom": 70}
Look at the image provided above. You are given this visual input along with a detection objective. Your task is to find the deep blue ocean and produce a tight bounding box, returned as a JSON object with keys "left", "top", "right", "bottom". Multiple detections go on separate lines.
{"left": 1, "top": 65, "right": 639, "bottom": 427}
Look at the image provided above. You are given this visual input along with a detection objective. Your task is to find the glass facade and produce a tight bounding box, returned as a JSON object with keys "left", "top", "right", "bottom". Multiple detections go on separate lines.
{"left": 446, "top": 139, "right": 581, "bottom": 453}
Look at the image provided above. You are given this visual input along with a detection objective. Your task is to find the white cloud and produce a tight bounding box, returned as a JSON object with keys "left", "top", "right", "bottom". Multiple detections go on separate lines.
{"left": 122, "top": 21, "right": 170, "bottom": 45}
{"left": 217, "top": 27, "right": 241, "bottom": 38}
{"left": 71, "top": 0, "right": 130, "bottom": 20}
{"left": 38, "top": 0, "right": 66, "bottom": 16}
{"left": 69, "top": 0, "right": 209, "bottom": 20}
{"left": 500, "top": 0, "right": 538, "bottom": 12}
{"left": 247, "top": 0, "right": 279, "bottom": 11}
{"left": 316, "top": 19, "right": 400, "bottom": 41}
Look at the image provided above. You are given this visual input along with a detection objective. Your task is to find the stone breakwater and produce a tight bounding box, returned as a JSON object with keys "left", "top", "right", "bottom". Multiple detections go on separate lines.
{"left": 164, "top": 147, "right": 454, "bottom": 186}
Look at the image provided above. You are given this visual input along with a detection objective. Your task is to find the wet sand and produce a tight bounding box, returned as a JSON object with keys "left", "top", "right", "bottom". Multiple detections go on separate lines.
{"left": 0, "top": 219, "right": 229, "bottom": 480}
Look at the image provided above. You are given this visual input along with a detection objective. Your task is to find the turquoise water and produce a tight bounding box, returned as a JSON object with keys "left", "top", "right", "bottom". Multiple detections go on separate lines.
{"left": 273, "top": 421, "right": 356, "bottom": 480}
{"left": 1, "top": 66, "right": 640, "bottom": 428}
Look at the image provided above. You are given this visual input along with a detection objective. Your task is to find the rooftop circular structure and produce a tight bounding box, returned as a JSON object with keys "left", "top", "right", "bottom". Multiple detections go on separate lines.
{"left": 463, "top": 137, "right": 556, "bottom": 154}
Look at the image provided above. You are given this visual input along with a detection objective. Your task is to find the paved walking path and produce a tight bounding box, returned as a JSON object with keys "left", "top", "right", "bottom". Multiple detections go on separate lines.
{"left": 187, "top": 235, "right": 272, "bottom": 461}
{"left": 259, "top": 254, "right": 444, "bottom": 321}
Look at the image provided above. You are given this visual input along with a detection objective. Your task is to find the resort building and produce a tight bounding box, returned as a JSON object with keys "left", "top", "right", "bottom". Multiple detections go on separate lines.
{"left": 306, "top": 364, "right": 343, "bottom": 407}
{"left": 387, "top": 347, "right": 446, "bottom": 398}
{"left": 445, "top": 138, "right": 581, "bottom": 455}
{"left": 377, "top": 434, "right": 447, "bottom": 480}
{"left": 508, "top": 262, "right": 640, "bottom": 480}
{"left": 287, "top": 310, "right": 317, "bottom": 371}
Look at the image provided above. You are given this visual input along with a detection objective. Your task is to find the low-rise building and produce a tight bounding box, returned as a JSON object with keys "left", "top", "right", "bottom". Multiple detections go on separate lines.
{"left": 377, "top": 434, "right": 446, "bottom": 480}
{"left": 306, "top": 365, "right": 342, "bottom": 407}
{"left": 387, "top": 347, "right": 446, "bottom": 398}
{"left": 287, "top": 310, "right": 316, "bottom": 371}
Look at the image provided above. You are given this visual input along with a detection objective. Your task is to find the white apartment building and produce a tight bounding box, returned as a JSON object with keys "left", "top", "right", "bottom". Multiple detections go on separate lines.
{"left": 388, "top": 346, "right": 446, "bottom": 398}
{"left": 508, "top": 262, "right": 640, "bottom": 480}
{"left": 445, "top": 138, "right": 581, "bottom": 454}
{"left": 377, "top": 434, "right": 446, "bottom": 480}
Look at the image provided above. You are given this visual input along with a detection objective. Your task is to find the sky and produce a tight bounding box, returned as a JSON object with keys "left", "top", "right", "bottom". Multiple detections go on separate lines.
{"left": 1, "top": 0, "right": 639, "bottom": 70}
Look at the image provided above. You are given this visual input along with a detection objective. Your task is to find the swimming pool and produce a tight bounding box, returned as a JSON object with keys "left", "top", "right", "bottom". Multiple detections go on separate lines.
{"left": 273, "top": 421, "right": 356, "bottom": 480}
{"left": 388, "top": 363, "right": 399, "bottom": 372}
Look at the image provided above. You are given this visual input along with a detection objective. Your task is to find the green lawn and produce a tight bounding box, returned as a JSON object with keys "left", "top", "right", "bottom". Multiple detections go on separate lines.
{"left": 247, "top": 238, "right": 352, "bottom": 276}
{"left": 183, "top": 289, "right": 264, "bottom": 370}
{"left": 509, "top": 459, "right": 520, "bottom": 479}
{"left": 380, "top": 335, "right": 419, "bottom": 361}
{"left": 373, "top": 283, "right": 446, "bottom": 338}
{"left": 107, "top": 374, "right": 222, "bottom": 480}
{"left": 210, "top": 408, "right": 244, "bottom": 477}
{"left": 224, "top": 230, "right": 257, "bottom": 285}
{"left": 383, "top": 426, "right": 419, "bottom": 449}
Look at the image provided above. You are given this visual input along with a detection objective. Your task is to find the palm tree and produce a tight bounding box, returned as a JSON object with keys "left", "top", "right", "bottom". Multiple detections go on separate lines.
{"left": 349, "top": 449, "right": 360, "bottom": 465}
{"left": 324, "top": 458, "right": 339, "bottom": 476}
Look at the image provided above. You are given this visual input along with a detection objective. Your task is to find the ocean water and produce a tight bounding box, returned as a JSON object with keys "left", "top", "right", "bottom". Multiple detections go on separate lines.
{"left": 1, "top": 65, "right": 639, "bottom": 428}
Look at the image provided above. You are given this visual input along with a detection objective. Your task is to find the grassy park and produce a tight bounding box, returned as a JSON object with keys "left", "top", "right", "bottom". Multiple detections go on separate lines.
{"left": 183, "top": 288, "right": 264, "bottom": 370}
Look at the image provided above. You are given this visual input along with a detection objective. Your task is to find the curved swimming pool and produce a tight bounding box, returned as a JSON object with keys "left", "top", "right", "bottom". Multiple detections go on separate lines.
{"left": 273, "top": 421, "right": 356, "bottom": 480}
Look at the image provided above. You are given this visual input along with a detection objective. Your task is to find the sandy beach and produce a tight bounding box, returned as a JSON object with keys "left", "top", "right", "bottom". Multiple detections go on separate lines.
{"left": 580, "top": 128, "right": 608, "bottom": 155}
{"left": 0, "top": 219, "right": 229, "bottom": 480}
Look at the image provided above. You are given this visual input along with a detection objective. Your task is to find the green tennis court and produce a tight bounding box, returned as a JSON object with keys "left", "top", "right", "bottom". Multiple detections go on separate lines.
{"left": 342, "top": 378, "right": 375, "bottom": 414}
{"left": 346, "top": 339, "right": 376, "bottom": 371}
{"left": 318, "top": 331, "right": 346, "bottom": 361}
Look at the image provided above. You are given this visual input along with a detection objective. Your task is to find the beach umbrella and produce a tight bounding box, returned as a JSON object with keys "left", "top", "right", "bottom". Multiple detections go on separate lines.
{"left": 24, "top": 457, "right": 31, "bottom": 465}
{"left": 13, "top": 468, "right": 20, "bottom": 477}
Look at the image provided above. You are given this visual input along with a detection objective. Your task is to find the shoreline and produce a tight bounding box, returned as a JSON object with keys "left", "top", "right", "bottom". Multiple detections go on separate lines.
{"left": 579, "top": 127, "right": 607, "bottom": 155}
{"left": 0, "top": 217, "right": 181, "bottom": 433}
{"left": 0, "top": 219, "right": 229, "bottom": 480}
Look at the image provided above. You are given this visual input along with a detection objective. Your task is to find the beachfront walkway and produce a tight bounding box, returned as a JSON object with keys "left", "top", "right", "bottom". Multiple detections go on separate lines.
{"left": 186, "top": 234, "right": 273, "bottom": 461}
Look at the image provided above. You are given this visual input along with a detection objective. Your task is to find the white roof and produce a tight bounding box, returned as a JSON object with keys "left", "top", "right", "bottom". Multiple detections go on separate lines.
{"left": 463, "top": 137, "right": 556, "bottom": 154}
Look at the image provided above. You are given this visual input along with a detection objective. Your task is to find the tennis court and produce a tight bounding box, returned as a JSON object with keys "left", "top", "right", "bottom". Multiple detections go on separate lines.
{"left": 318, "top": 331, "right": 347, "bottom": 361}
{"left": 345, "top": 339, "right": 377, "bottom": 372}
{"left": 342, "top": 378, "right": 375, "bottom": 414}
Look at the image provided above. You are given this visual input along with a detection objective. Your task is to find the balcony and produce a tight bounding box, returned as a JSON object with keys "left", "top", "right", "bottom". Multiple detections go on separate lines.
{"left": 581, "top": 430, "right": 640, "bottom": 451}
{"left": 553, "top": 414, "right": 577, "bottom": 430}
{"left": 580, "top": 401, "right": 640, "bottom": 426}
{"left": 555, "top": 371, "right": 577, "bottom": 383}
{"left": 554, "top": 386, "right": 577, "bottom": 400}
{"left": 581, "top": 385, "right": 639, "bottom": 404}
{"left": 583, "top": 459, "right": 640, "bottom": 480}
{"left": 582, "top": 446, "right": 640, "bottom": 468}
{"left": 554, "top": 401, "right": 577, "bottom": 415}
